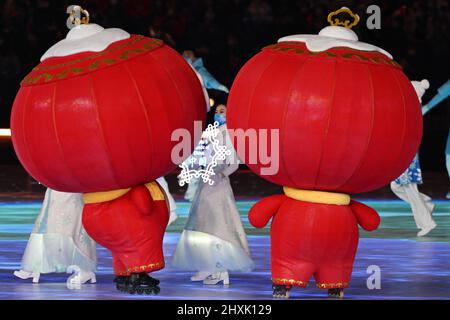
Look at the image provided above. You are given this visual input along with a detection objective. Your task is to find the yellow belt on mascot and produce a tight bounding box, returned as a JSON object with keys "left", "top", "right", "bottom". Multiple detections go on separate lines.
{"left": 83, "top": 181, "right": 165, "bottom": 204}
{"left": 283, "top": 187, "right": 350, "bottom": 205}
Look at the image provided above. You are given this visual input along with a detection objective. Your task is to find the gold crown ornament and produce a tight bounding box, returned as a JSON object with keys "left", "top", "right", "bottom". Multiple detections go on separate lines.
{"left": 66, "top": 5, "right": 90, "bottom": 29}
{"left": 327, "top": 7, "right": 360, "bottom": 29}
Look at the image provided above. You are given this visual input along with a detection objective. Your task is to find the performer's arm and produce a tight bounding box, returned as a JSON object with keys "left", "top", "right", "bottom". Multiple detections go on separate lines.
{"left": 249, "top": 195, "right": 286, "bottom": 228}
{"left": 198, "top": 66, "right": 229, "bottom": 93}
{"left": 349, "top": 200, "right": 380, "bottom": 231}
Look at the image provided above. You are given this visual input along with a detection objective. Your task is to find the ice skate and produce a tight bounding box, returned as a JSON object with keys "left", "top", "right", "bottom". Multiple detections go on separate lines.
{"left": 417, "top": 222, "right": 437, "bottom": 237}
{"left": 191, "top": 271, "right": 211, "bottom": 281}
{"left": 203, "top": 271, "right": 229, "bottom": 285}
{"left": 66, "top": 265, "right": 96, "bottom": 289}
{"left": 66, "top": 265, "right": 96, "bottom": 284}
{"left": 14, "top": 270, "right": 40, "bottom": 283}
{"left": 328, "top": 288, "right": 344, "bottom": 298}
{"left": 114, "top": 276, "right": 135, "bottom": 292}
{"left": 124, "top": 272, "right": 160, "bottom": 295}
{"left": 272, "top": 284, "right": 291, "bottom": 299}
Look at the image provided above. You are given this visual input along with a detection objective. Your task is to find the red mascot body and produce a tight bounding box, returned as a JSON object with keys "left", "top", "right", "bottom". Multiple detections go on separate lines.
{"left": 11, "top": 20, "right": 205, "bottom": 294}
{"left": 227, "top": 20, "right": 422, "bottom": 298}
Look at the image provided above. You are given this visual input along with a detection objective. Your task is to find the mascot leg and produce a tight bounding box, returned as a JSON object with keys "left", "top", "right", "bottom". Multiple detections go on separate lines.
{"left": 315, "top": 264, "right": 353, "bottom": 298}
{"left": 271, "top": 244, "right": 315, "bottom": 298}
{"left": 112, "top": 256, "right": 129, "bottom": 291}
{"left": 82, "top": 184, "right": 169, "bottom": 295}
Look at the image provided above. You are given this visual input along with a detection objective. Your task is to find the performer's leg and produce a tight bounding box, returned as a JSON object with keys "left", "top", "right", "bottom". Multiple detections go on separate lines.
{"left": 413, "top": 184, "right": 435, "bottom": 212}
{"left": 403, "top": 184, "right": 436, "bottom": 231}
{"left": 390, "top": 182, "right": 411, "bottom": 204}
{"left": 391, "top": 182, "right": 435, "bottom": 231}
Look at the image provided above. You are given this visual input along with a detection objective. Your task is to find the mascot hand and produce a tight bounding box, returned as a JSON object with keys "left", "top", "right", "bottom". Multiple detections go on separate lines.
{"left": 349, "top": 200, "right": 380, "bottom": 231}
{"left": 248, "top": 195, "right": 286, "bottom": 228}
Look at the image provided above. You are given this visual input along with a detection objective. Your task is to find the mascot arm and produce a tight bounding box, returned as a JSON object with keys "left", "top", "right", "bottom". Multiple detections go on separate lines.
{"left": 249, "top": 195, "right": 286, "bottom": 228}
{"left": 349, "top": 200, "right": 380, "bottom": 231}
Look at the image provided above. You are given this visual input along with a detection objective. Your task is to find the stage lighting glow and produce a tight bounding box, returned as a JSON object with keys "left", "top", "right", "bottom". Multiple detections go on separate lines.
{"left": 0, "top": 129, "right": 11, "bottom": 137}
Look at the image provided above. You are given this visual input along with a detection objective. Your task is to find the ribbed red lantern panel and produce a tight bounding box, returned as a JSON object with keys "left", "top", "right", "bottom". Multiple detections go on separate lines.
{"left": 228, "top": 42, "right": 422, "bottom": 193}
{"left": 11, "top": 35, "right": 205, "bottom": 193}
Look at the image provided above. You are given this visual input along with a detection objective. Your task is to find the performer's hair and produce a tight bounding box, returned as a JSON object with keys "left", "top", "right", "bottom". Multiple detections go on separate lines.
{"left": 209, "top": 89, "right": 228, "bottom": 107}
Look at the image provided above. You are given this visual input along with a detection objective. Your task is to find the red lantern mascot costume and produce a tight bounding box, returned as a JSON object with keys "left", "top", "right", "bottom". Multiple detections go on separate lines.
{"left": 10, "top": 8, "right": 205, "bottom": 294}
{"left": 227, "top": 9, "right": 423, "bottom": 298}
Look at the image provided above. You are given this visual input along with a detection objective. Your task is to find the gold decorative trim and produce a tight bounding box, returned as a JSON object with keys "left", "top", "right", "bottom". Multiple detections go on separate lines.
{"left": 316, "top": 282, "right": 349, "bottom": 289}
{"left": 272, "top": 278, "right": 308, "bottom": 287}
{"left": 263, "top": 43, "right": 400, "bottom": 67}
{"left": 35, "top": 35, "right": 148, "bottom": 71}
{"left": 116, "top": 261, "right": 164, "bottom": 275}
{"left": 21, "top": 36, "right": 163, "bottom": 86}
{"left": 283, "top": 187, "right": 350, "bottom": 205}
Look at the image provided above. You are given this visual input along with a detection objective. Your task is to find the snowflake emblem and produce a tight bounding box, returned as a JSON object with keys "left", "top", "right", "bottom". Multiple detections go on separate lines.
{"left": 179, "top": 122, "right": 232, "bottom": 186}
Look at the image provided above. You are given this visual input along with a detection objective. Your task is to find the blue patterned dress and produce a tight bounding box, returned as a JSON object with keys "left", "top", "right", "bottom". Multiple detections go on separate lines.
{"left": 395, "top": 154, "right": 423, "bottom": 185}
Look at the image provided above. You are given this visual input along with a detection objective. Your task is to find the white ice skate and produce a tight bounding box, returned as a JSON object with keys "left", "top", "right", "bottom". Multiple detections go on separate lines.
{"left": 66, "top": 265, "right": 96, "bottom": 290}
{"left": 203, "top": 271, "right": 229, "bottom": 285}
{"left": 14, "top": 270, "right": 40, "bottom": 283}
{"left": 190, "top": 271, "right": 212, "bottom": 281}
{"left": 417, "top": 222, "right": 437, "bottom": 237}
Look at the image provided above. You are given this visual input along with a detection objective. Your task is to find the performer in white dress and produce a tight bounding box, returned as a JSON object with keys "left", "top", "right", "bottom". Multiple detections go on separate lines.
{"left": 390, "top": 80, "right": 437, "bottom": 237}
{"left": 182, "top": 142, "right": 203, "bottom": 202}
{"left": 182, "top": 50, "right": 229, "bottom": 201}
{"left": 14, "top": 188, "right": 97, "bottom": 285}
{"left": 183, "top": 177, "right": 200, "bottom": 202}
{"left": 173, "top": 104, "right": 254, "bottom": 285}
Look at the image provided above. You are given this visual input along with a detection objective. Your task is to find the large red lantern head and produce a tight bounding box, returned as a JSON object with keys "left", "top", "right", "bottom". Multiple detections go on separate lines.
{"left": 11, "top": 23, "right": 206, "bottom": 193}
{"left": 228, "top": 25, "right": 422, "bottom": 194}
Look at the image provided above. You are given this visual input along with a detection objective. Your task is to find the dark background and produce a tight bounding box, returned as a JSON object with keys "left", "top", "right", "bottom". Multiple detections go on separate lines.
{"left": 0, "top": 0, "right": 449, "bottom": 172}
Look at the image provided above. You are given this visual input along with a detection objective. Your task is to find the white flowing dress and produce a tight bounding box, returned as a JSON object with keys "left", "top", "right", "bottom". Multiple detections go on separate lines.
{"left": 156, "top": 176, "right": 178, "bottom": 225}
{"left": 20, "top": 188, "right": 97, "bottom": 274}
{"left": 172, "top": 125, "right": 254, "bottom": 272}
